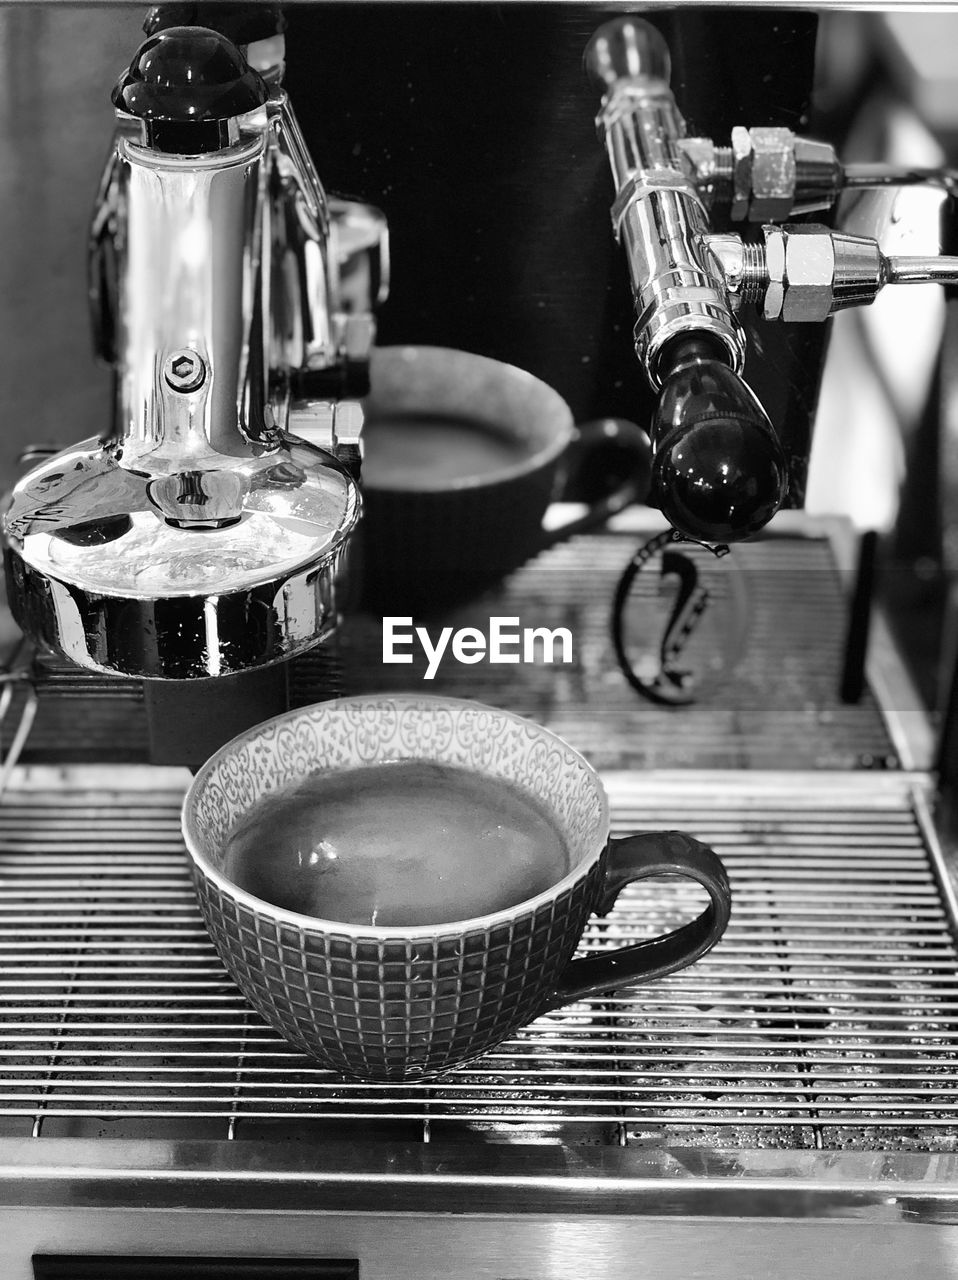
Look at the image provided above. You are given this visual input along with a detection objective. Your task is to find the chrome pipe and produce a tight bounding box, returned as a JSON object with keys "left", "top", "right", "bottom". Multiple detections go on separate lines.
{"left": 586, "top": 22, "right": 746, "bottom": 387}
{"left": 114, "top": 135, "right": 269, "bottom": 469}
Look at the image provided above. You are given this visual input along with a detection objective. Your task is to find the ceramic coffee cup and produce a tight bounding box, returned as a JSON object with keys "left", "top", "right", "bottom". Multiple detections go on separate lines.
{"left": 358, "top": 346, "right": 651, "bottom": 612}
{"left": 182, "top": 695, "right": 731, "bottom": 1082}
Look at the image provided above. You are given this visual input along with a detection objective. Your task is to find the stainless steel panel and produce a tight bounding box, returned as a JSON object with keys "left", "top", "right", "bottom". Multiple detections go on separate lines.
{"left": 3, "top": 1208, "right": 958, "bottom": 1280}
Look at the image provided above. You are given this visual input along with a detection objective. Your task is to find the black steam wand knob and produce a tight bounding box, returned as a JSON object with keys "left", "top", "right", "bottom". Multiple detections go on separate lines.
{"left": 650, "top": 335, "right": 787, "bottom": 544}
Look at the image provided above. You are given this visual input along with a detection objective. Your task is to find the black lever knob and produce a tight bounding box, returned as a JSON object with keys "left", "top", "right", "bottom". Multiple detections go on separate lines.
{"left": 650, "top": 335, "right": 788, "bottom": 543}
{"left": 144, "top": 4, "right": 286, "bottom": 44}
{"left": 113, "top": 26, "right": 268, "bottom": 153}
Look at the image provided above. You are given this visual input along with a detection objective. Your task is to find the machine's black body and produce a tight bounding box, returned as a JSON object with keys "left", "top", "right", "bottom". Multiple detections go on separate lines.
{"left": 282, "top": 4, "right": 825, "bottom": 506}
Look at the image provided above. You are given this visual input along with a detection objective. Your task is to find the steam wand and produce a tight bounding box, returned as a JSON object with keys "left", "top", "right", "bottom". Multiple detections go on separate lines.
{"left": 586, "top": 16, "right": 958, "bottom": 546}
{"left": 584, "top": 19, "right": 788, "bottom": 545}
{"left": 843, "top": 164, "right": 958, "bottom": 199}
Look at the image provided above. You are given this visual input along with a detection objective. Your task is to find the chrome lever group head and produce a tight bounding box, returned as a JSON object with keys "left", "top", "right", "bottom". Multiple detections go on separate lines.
{"left": 2, "top": 18, "right": 388, "bottom": 680}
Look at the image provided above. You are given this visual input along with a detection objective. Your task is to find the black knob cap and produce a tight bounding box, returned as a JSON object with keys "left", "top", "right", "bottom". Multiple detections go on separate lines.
{"left": 113, "top": 26, "right": 268, "bottom": 153}
{"left": 144, "top": 5, "right": 286, "bottom": 44}
{"left": 651, "top": 336, "right": 787, "bottom": 543}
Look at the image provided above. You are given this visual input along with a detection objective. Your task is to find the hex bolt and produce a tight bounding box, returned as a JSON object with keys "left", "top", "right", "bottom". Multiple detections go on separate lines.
{"left": 762, "top": 226, "right": 786, "bottom": 321}
{"left": 164, "top": 349, "right": 206, "bottom": 394}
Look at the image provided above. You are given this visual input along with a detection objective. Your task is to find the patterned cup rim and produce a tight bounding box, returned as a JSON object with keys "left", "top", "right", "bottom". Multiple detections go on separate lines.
{"left": 363, "top": 346, "right": 575, "bottom": 492}
{"left": 181, "top": 694, "right": 611, "bottom": 939}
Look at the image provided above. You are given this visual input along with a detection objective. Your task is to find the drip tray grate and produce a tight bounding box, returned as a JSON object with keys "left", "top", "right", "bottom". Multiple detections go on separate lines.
{"left": 11, "top": 528, "right": 902, "bottom": 771}
{"left": 0, "top": 774, "right": 955, "bottom": 1151}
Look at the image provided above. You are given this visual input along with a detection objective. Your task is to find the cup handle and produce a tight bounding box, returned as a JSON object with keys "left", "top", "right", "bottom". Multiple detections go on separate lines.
{"left": 545, "top": 831, "right": 731, "bottom": 1009}
{"left": 536, "top": 417, "right": 652, "bottom": 552}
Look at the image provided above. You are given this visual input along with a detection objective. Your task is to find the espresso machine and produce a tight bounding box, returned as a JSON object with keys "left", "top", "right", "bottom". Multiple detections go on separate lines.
{"left": 1, "top": 6, "right": 958, "bottom": 1278}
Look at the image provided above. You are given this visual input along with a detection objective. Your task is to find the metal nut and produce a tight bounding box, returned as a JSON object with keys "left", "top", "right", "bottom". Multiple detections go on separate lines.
{"left": 730, "top": 125, "right": 752, "bottom": 223}
{"left": 164, "top": 349, "right": 206, "bottom": 394}
{"left": 762, "top": 225, "right": 786, "bottom": 320}
{"left": 748, "top": 127, "right": 796, "bottom": 223}
{"left": 781, "top": 226, "right": 836, "bottom": 322}
{"left": 790, "top": 137, "right": 843, "bottom": 216}
{"left": 675, "top": 137, "right": 717, "bottom": 203}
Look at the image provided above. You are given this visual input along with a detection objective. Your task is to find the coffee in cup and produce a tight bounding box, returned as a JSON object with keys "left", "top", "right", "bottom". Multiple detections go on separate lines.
{"left": 222, "top": 758, "right": 570, "bottom": 927}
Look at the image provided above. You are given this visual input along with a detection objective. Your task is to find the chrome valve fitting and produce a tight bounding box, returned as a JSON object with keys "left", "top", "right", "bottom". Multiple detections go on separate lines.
{"left": 705, "top": 225, "right": 958, "bottom": 324}
{"left": 586, "top": 20, "right": 747, "bottom": 387}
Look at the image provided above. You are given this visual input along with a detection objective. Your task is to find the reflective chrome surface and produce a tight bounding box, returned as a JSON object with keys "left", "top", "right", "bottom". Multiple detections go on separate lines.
{"left": 2, "top": 30, "right": 385, "bottom": 679}
{"left": 702, "top": 224, "right": 958, "bottom": 322}
{"left": 587, "top": 16, "right": 958, "bottom": 386}
{"left": 5, "top": 1183, "right": 958, "bottom": 1280}
{"left": 329, "top": 197, "right": 390, "bottom": 365}
{"left": 114, "top": 134, "right": 272, "bottom": 460}
{"left": 586, "top": 24, "right": 746, "bottom": 386}
{"left": 268, "top": 90, "right": 337, "bottom": 375}
{"left": 4, "top": 86, "right": 363, "bottom": 680}
{"left": 3, "top": 435, "right": 357, "bottom": 679}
